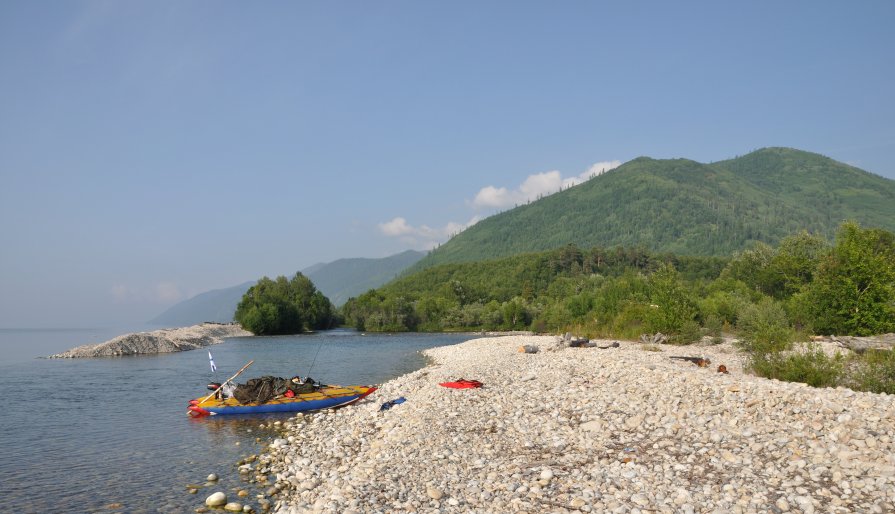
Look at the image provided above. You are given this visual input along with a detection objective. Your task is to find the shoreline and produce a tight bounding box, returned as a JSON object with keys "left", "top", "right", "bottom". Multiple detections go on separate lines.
{"left": 255, "top": 334, "right": 894, "bottom": 513}
{"left": 47, "top": 322, "right": 251, "bottom": 358}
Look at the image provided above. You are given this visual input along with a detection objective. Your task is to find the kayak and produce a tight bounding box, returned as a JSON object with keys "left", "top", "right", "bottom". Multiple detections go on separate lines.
{"left": 187, "top": 384, "right": 377, "bottom": 417}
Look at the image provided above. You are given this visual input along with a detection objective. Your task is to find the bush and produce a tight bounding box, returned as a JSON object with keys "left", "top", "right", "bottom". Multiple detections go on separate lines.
{"left": 669, "top": 319, "right": 702, "bottom": 345}
{"left": 737, "top": 297, "right": 793, "bottom": 354}
{"left": 748, "top": 346, "right": 843, "bottom": 388}
{"left": 802, "top": 222, "right": 895, "bottom": 336}
{"left": 843, "top": 349, "right": 895, "bottom": 395}
{"left": 703, "top": 314, "right": 724, "bottom": 344}
{"left": 647, "top": 264, "right": 698, "bottom": 335}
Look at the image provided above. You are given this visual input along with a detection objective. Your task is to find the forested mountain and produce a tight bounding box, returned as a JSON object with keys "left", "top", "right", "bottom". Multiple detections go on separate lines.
{"left": 148, "top": 250, "right": 425, "bottom": 325}
{"left": 414, "top": 148, "right": 895, "bottom": 269}
{"left": 305, "top": 250, "right": 426, "bottom": 306}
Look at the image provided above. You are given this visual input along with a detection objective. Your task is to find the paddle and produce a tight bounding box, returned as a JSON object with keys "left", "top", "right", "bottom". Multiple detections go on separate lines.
{"left": 197, "top": 359, "right": 254, "bottom": 406}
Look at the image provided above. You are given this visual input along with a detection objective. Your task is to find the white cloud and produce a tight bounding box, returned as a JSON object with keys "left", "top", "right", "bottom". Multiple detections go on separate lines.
{"left": 378, "top": 217, "right": 415, "bottom": 237}
{"left": 585, "top": 160, "right": 623, "bottom": 178}
{"left": 472, "top": 160, "right": 621, "bottom": 209}
{"left": 377, "top": 158, "right": 620, "bottom": 249}
{"left": 378, "top": 216, "right": 481, "bottom": 249}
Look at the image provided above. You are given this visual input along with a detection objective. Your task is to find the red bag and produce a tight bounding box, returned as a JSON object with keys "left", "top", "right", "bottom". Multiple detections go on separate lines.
{"left": 439, "top": 379, "right": 483, "bottom": 389}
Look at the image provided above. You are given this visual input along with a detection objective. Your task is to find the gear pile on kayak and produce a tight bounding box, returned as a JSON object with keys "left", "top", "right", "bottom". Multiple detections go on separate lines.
{"left": 187, "top": 360, "right": 376, "bottom": 417}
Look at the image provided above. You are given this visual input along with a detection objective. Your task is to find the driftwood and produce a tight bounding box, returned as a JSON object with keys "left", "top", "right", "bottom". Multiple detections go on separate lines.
{"left": 829, "top": 334, "right": 895, "bottom": 354}
{"left": 569, "top": 338, "right": 594, "bottom": 348}
{"left": 670, "top": 356, "right": 711, "bottom": 367}
{"left": 639, "top": 333, "right": 668, "bottom": 345}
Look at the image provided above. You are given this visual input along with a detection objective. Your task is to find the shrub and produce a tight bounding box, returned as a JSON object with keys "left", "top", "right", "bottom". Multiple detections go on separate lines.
{"left": 843, "top": 349, "right": 895, "bottom": 395}
{"left": 737, "top": 297, "right": 793, "bottom": 354}
{"left": 669, "top": 319, "right": 702, "bottom": 345}
{"left": 748, "top": 346, "right": 843, "bottom": 388}
{"left": 647, "top": 264, "right": 698, "bottom": 335}
{"left": 802, "top": 222, "right": 895, "bottom": 336}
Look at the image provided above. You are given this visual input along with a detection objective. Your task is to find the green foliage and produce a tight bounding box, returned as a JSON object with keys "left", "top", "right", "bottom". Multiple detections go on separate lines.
{"left": 339, "top": 221, "right": 895, "bottom": 403}
{"left": 698, "top": 289, "right": 749, "bottom": 328}
{"left": 645, "top": 264, "right": 698, "bottom": 336}
{"left": 843, "top": 349, "right": 895, "bottom": 395}
{"left": 235, "top": 273, "right": 336, "bottom": 335}
{"left": 410, "top": 148, "right": 895, "bottom": 270}
{"left": 800, "top": 222, "right": 895, "bottom": 336}
{"left": 748, "top": 346, "right": 843, "bottom": 388}
{"left": 768, "top": 232, "right": 828, "bottom": 297}
{"left": 340, "top": 244, "right": 723, "bottom": 336}
{"left": 736, "top": 297, "right": 793, "bottom": 354}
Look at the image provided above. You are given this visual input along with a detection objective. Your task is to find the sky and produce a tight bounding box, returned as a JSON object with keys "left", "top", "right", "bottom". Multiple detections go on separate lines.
{"left": 1, "top": 1, "right": 894, "bottom": 328}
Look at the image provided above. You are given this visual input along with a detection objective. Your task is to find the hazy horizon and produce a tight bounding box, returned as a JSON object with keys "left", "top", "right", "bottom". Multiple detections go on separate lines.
{"left": 2, "top": 2, "right": 894, "bottom": 327}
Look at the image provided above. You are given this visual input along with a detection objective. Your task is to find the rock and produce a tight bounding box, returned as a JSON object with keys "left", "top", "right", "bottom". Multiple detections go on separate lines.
{"left": 630, "top": 493, "right": 650, "bottom": 506}
{"left": 580, "top": 420, "right": 602, "bottom": 432}
{"left": 249, "top": 334, "right": 895, "bottom": 514}
{"left": 205, "top": 492, "right": 226, "bottom": 507}
{"left": 624, "top": 415, "right": 644, "bottom": 430}
{"left": 48, "top": 323, "right": 251, "bottom": 358}
{"left": 223, "top": 502, "right": 242, "bottom": 512}
{"left": 570, "top": 497, "right": 587, "bottom": 509}
{"left": 207, "top": 473, "right": 219, "bottom": 482}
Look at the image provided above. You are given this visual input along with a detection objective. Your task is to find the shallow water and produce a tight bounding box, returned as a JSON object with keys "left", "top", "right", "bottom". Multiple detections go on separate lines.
{"left": 0, "top": 329, "right": 479, "bottom": 513}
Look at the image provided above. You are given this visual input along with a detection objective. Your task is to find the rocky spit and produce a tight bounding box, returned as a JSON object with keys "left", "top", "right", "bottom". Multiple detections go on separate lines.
{"left": 47, "top": 322, "right": 250, "bottom": 358}
{"left": 246, "top": 335, "right": 894, "bottom": 514}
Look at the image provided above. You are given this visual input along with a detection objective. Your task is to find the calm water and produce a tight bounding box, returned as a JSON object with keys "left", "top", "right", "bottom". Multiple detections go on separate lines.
{"left": 0, "top": 329, "right": 480, "bottom": 513}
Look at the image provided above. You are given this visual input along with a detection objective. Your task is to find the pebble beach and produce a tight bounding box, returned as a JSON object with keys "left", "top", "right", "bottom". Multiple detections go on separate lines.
{"left": 252, "top": 335, "right": 895, "bottom": 514}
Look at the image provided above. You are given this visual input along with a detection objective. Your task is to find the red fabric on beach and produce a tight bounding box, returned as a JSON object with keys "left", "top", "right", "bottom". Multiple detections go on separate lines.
{"left": 439, "top": 379, "right": 483, "bottom": 389}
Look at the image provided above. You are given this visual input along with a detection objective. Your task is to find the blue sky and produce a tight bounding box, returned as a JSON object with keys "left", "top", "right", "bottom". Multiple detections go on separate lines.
{"left": 1, "top": 1, "right": 894, "bottom": 327}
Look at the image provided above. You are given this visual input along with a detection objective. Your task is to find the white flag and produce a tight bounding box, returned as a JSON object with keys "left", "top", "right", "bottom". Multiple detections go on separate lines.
{"left": 208, "top": 351, "right": 217, "bottom": 372}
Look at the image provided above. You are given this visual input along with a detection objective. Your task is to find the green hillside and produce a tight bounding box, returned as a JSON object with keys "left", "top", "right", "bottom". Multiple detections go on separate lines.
{"left": 306, "top": 250, "right": 425, "bottom": 306}
{"left": 415, "top": 148, "right": 895, "bottom": 268}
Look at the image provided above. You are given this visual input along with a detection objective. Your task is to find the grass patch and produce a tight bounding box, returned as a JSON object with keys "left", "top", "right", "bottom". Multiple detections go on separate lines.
{"left": 841, "top": 349, "right": 895, "bottom": 395}
{"left": 747, "top": 345, "right": 843, "bottom": 388}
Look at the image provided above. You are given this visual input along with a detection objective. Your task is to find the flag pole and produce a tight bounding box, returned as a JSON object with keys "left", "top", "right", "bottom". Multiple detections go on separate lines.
{"left": 197, "top": 360, "right": 254, "bottom": 406}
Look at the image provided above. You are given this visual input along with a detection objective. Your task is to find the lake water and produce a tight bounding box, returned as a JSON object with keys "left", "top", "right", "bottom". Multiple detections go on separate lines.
{"left": 0, "top": 328, "right": 480, "bottom": 513}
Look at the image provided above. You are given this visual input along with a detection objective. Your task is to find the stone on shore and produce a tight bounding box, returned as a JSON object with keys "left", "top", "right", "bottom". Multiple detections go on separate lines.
{"left": 258, "top": 335, "right": 895, "bottom": 514}
{"left": 204, "top": 492, "right": 226, "bottom": 507}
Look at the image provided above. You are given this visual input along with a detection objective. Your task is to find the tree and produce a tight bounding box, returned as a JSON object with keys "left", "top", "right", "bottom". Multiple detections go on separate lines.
{"left": 234, "top": 273, "right": 336, "bottom": 335}
{"left": 766, "top": 231, "right": 828, "bottom": 298}
{"left": 647, "top": 263, "right": 698, "bottom": 335}
{"left": 801, "top": 222, "right": 895, "bottom": 335}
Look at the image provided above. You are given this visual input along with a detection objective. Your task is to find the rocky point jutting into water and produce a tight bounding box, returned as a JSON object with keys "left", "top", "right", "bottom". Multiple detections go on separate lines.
{"left": 48, "top": 323, "right": 250, "bottom": 358}
{"left": 245, "top": 334, "right": 894, "bottom": 514}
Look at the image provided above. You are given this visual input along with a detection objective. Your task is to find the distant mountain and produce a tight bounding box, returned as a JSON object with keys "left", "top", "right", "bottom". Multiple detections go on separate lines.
{"left": 413, "top": 147, "right": 895, "bottom": 269}
{"left": 306, "top": 250, "right": 426, "bottom": 306}
{"left": 148, "top": 250, "right": 425, "bottom": 326}
{"left": 148, "top": 281, "right": 254, "bottom": 326}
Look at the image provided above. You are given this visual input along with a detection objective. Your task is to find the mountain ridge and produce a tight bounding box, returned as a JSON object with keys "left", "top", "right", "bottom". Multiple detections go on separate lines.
{"left": 412, "top": 147, "right": 895, "bottom": 271}
{"left": 149, "top": 250, "right": 425, "bottom": 326}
